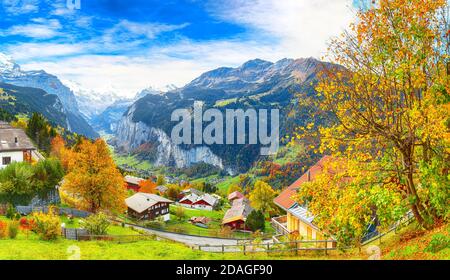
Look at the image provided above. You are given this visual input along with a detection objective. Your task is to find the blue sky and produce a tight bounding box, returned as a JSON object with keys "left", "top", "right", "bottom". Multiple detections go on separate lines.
{"left": 0, "top": 0, "right": 356, "bottom": 97}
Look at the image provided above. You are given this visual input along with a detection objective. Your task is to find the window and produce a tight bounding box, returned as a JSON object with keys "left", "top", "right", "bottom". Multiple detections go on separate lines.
{"left": 2, "top": 157, "right": 11, "bottom": 166}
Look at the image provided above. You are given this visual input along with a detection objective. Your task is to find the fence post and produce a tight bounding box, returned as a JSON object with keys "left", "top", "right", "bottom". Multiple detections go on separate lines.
{"left": 243, "top": 245, "right": 246, "bottom": 255}
{"left": 325, "top": 241, "right": 328, "bottom": 256}
{"left": 222, "top": 245, "right": 224, "bottom": 253}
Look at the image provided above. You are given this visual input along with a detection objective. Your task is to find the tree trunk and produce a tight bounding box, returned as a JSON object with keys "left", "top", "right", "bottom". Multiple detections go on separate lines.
{"left": 402, "top": 149, "right": 432, "bottom": 229}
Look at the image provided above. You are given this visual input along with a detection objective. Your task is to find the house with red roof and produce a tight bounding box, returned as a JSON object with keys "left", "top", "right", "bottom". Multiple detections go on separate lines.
{"left": 124, "top": 175, "right": 145, "bottom": 192}
{"left": 228, "top": 191, "right": 245, "bottom": 202}
{"left": 272, "top": 156, "right": 337, "bottom": 248}
{"left": 178, "top": 190, "right": 219, "bottom": 211}
{"left": 222, "top": 197, "right": 253, "bottom": 230}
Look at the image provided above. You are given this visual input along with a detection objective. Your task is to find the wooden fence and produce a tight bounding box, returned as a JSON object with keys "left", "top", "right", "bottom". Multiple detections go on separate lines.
{"left": 61, "top": 227, "right": 88, "bottom": 240}
{"left": 198, "top": 239, "right": 337, "bottom": 254}
{"left": 16, "top": 206, "right": 91, "bottom": 218}
{"left": 360, "top": 211, "right": 415, "bottom": 246}
{"left": 76, "top": 234, "right": 157, "bottom": 243}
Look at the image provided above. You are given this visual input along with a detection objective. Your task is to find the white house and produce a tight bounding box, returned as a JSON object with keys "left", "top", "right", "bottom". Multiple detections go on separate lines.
{"left": 179, "top": 191, "right": 219, "bottom": 211}
{"left": 0, "top": 122, "right": 37, "bottom": 169}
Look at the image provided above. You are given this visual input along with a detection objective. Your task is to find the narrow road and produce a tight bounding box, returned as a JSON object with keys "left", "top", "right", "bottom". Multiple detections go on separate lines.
{"left": 124, "top": 223, "right": 272, "bottom": 252}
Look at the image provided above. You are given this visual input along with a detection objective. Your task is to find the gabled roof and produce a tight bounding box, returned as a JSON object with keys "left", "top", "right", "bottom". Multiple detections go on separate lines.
{"left": 222, "top": 203, "right": 253, "bottom": 225}
{"left": 124, "top": 175, "right": 145, "bottom": 186}
{"left": 195, "top": 193, "right": 219, "bottom": 206}
{"left": 126, "top": 193, "right": 173, "bottom": 213}
{"left": 181, "top": 188, "right": 204, "bottom": 196}
{"left": 232, "top": 197, "right": 250, "bottom": 207}
{"left": 179, "top": 193, "right": 199, "bottom": 203}
{"left": 228, "top": 191, "right": 245, "bottom": 201}
{"left": 0, "top": 125, "right": 36, "bottom": 152}
{"left": 274, "top": 156, "right": 333, "bottom": 211}
{"left": 156, "top": 185, "right": 168, "bottom": 192}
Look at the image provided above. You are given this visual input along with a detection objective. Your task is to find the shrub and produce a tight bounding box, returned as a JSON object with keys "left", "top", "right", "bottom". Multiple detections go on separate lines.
{"left": 172, "top": 225, "right": 186, "bottom": 234}
{"left": 19, "top": 217, "right": 35, "bottom": 230}
{"left": 0, "top": 221, "right": 7, "bottom": 239}
{"left": 5, "top": 204, "right": 20, "bottom": 220}
{"left": 31, "top": 207, "right": 61, "bottom": 240}
{"left": 144, "top": 219, "right": 164, "bottom": 229}
{"left": 219, "top": 226, "right": 233, "bottom": 238}
{"left": 246, "top": 210, "right": 265, "bottom": 232}
{"left": 83, "top": 212, "right": 110, "bottom": 235}
{"left": 8, "top": 220, "right": 19, "bottom": 239}
{"left": 174, "top": 206, "right": 186, "bottom": 221}
{"left": 425, "top": 234, "right": 450, "bottom": 253}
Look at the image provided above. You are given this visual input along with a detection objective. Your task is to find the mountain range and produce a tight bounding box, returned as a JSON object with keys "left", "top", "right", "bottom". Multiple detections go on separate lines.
{"left": 0, "top": 52, "right": 335, "bottom": 173}
{"left": 0, "top": 53, "right": 98, "bottom": 138}
{"left": 112, "top": 57, "right": 336, "bottom": 173}
{"left": 0, "top": 82, "right": 69, "bottom": 128}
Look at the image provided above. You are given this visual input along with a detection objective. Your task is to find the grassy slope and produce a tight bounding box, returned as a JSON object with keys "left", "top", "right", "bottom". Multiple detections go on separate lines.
{"left": 1, "top": 221, "right": 448, "bottom": 259}
{"left": 0, "top": 236, "right": 237, "bottom": 260}
{"left": 216, "top": 176, "right": 241, "bottom": 193}
{"left": 381, "top": 222, "right": 450, "bottom": 260}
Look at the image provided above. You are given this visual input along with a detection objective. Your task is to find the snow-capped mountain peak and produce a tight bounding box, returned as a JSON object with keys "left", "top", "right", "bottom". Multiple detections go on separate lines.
{"left": 0, "top": 53, "right": 21, "bottom": 76}
{"left": 134, "top": 84, "right": 179, "bottom": 100}
{"left": 62, "top": 79, "right": 125, "bottom": 120}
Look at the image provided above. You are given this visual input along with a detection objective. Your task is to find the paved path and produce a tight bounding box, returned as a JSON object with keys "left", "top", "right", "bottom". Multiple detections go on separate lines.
{"left": 124, "top": 223, "right": 272, "bottom": 252}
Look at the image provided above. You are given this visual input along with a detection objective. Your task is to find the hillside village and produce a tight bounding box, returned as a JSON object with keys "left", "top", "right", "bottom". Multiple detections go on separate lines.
{"left": 0, "top": 118, "right": 446, "bottom": 260}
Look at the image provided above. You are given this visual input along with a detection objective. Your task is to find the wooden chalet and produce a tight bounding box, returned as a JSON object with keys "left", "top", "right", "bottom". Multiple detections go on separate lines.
{"left": 222, "top": 198, "right": 253, "bottom": 230}
{"left": 124, "top": 175, "right": 145, "bottom": 192}
{"left": 0, "top": 122, "right": 38, "bottom": 169}
{"left": 126, "top": 193, "right": 173, "bottom": 221}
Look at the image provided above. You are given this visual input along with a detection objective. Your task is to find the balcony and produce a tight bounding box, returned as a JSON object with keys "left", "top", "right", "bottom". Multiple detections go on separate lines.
{"left": 271, "top": 216, "right": 290, "bottom": 236}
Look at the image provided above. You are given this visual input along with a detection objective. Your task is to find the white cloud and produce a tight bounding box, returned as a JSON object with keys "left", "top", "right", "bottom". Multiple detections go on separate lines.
{"left": 103, "top": 20, "right": 189, "bottom": 43}
{"left": 1, "top": 19, "right": 62, "bottom": 39}
{"left": 6, "top": 0, "right": 357, "bottom": 98}
{"left": 16, "top": 38, "right": 278, "bottom": 97}
{"left": 2, "top": 0, "right": 40, "bottom": 15}
{"left": 206, "top": 0, "right": 355, "bottom": 59}
{"left": 6, "top": 42, "right": 86, "bottom": 60}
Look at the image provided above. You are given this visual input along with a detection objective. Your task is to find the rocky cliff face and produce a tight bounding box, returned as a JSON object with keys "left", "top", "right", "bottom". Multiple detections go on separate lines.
{"left": 115, "top": 105, "right": 224, "bottom": 169}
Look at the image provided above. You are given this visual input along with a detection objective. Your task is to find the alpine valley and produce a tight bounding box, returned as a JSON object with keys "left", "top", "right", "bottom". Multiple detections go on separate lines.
{"left": 111, "top": 57, "right": 336, "bottom": 175}
{"left": 0, "top": 52, "right": 336, "bottom": 178}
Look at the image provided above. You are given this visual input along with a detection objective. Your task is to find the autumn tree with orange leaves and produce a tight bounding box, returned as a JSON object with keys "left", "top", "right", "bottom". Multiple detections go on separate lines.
{"left": 294, "top": 0, "right": 449, "bottom": 244}
{"left": 58, "top": 139, "right": 126, "bottom": 213}
{"left": 139, "top": 179, "right": 157, "bottom": 194}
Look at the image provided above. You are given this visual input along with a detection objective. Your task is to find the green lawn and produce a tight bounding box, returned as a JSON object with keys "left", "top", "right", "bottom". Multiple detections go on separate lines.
{"left": 0, "top": 235, "right": 243, "bottom": 260}
{"left": 112, "top": 154, "right": 153, "bottom": 171}
{"left": 154, "top": 205, "right": 274, "bottom": 239}
{"left": 216, "top": 176, "right": 241, "bottom": 193}
{"left": 2, "top": 216, "right": 446, "bottom": 260}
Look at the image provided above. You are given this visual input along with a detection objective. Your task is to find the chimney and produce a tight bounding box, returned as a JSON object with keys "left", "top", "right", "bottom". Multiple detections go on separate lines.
{"left": 307, "top": 170, "right": 311, "bottom": 182}
{"left": 14, "top": 137, "right": 18, "bottom": 144}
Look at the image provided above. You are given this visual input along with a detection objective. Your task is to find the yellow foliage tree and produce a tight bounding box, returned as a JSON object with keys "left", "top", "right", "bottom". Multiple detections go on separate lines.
{"left": 249, "top": 180, "right": 276, "bottom": 214}
{"left": 60, "top": 139, "right": 126, "bottom": 213}
{"left": 295, "top": 0, "right": 450, "bottom": 231}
